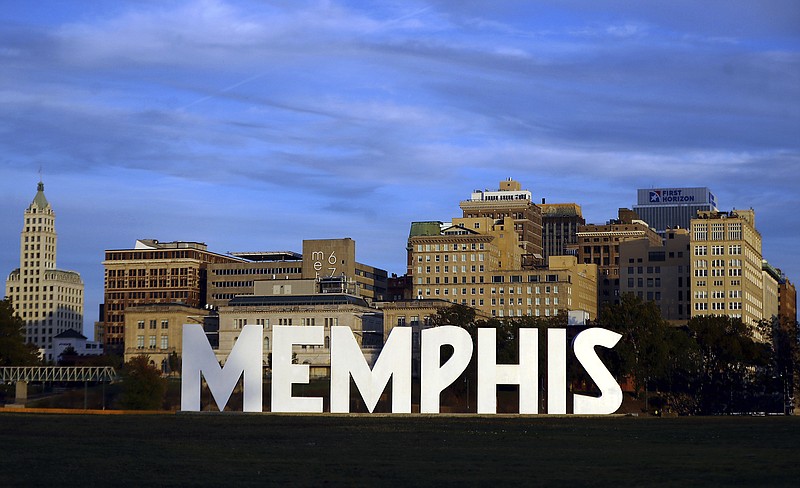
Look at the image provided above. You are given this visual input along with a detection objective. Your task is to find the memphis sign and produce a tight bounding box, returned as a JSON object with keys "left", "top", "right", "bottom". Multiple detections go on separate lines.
{"left": 181, "top": 325, "right": 623, "bottom": 415}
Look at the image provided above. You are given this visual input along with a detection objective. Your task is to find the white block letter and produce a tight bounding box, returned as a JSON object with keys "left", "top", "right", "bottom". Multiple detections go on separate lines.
{"left": 181, "top": 324, "right": 263, "bottom": 412}
{"left": 330, "top": 326, "right": 411, "bottom": 413}
{"left": 573, "top": 327, "right": 623, "bottom": 415}
{"left": 477, "top": 328, "right": 538, "bottom": 414}
{"left": 420, "top": 326, "right": 473, "bottom": 413}
{"left": 271, "top": 325, "right": 324, "bottom": 413}
{"left": 548, "top": 328, "right": 567, "bottom": 414}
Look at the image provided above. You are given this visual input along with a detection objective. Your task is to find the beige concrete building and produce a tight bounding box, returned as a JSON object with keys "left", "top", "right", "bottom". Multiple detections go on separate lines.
{"left": 102, "top": 239, "right": 242, "bottom": 354}
{"left": 206, "top": 238, "right": 388, "bottom": 307}
{"left": 762, "top": 261, "right": 781, "bottom": 321}
{"left": 690, "top": 209, "right": 764, "bottom": 327}
{"left": 540, "top": 202, "right": 584, "bottom": 259}
{"left": 5, "top": 181, "right": 84, "bottom": 361}
{"left": 459, "top": 178, "right": 543, "bottom": 257}
{"left": 576, "top": 208, "right": 661, "bottom": 308}
{"left": 619, "top": 228, "right": 692, "bottom": 322}
{"left": 407, "top": 218, "right": 597, "bottom": 320}
{"left": 217, "top": 278, "right": 383, "bottom": 378}
{"left": 123, "top": 303, "right": 208, "bottom": 369}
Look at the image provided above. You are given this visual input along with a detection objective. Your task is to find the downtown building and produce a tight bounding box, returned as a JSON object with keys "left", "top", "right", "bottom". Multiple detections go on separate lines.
{"left": 633, "top": 187, "right": 718, "bottom": 235}
{"left": 540, "top": 202, "right": 584, "bottom": 259}
{"left": 206, "top": 238, "right": 388, "bottom": 308}
{"left": 459, "top": 178, "right": 543, "bottom": 258}
{"left": 108, "top": 237, "right": 387, "bottom": 359}
{"left": 406, "top": 180, "right": 597, "bottom": 321}
{"left": 619, "top": 228, "right": 692, "bottom": 322}
{"left": 102, "top": 239, "right": 243, "bottom": 354}
{"left": 575, "top": 208, "right": 662, "bottom": 308}
{"left": 4, "top": 181, "right": 85, "bottom": 361}
{"left": 216, "top": 277, "right": 384, "bottom": 378}
{"left": 689, "top": 209, "right": 765, "bottom": 328}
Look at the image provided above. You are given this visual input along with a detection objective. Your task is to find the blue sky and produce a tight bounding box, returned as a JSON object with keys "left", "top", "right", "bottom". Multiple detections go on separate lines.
{"left": 1, "top": 0, "right": 798, "bottom": 333}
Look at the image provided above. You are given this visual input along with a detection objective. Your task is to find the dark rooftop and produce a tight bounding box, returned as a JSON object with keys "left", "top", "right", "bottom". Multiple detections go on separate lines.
{"left": 228, "top": 294, "right": 372, "bottom": 308}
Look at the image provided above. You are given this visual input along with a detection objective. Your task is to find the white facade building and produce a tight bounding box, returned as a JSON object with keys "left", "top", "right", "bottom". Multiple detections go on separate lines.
{"left": 5, "top": 181, "right": 84, "bottom": 361}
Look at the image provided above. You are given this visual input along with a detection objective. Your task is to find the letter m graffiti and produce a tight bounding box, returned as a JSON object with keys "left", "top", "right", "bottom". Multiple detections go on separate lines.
{"left": 181, "top": 324, "right": 263, "bottom": 412}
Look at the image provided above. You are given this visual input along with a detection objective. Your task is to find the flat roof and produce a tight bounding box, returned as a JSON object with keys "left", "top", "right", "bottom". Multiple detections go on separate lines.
{"left": 229, "top": 251, "right": 303, "bottom": 262}
{"left": 228, "top": 294, "right": 372, "bottom": 308}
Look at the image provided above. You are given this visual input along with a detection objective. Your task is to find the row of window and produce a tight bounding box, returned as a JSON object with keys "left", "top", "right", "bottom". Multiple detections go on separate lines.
{"left": 491, "top": 308, "right": 560, "bottom": 318}
{"left": 136, "top": 334, "right": 170, "bottom": 349}
{"left": 693, "top": 223, "right": 743, "bottom": 241}
{"left": 693, "top": 259, "right": 743, "bottom": 267}
{"left": 107, "top": 279, "right": 190, "bottom": 288}
{"left": 694, "top": 268, "right": 743, "bottom": 277}
{"left": 627, "top": 278, "right": 662, "bottom": 288}
{"left": 416, "top": 243, "right": 486, "bottom": 252}
{"left": 211, "top": 267, "right": 302, "bottom": 276}
{"left": 491, "top": 297, "right": 559, "bottom": 306}
{"left": 231, "top": 317, "right": 341, "bottom": 329}
{"left": 694, "top": 302, "right": 743, "bottom": 310}
{"left": 695, "top": 279, "right": 742, "bottom": 288}
{"left": 8, "top": 285, "right": 80, "bottom": 294}
{"left": 108, "top": 268, "right": 191, "bottom": 277}
{"left": 694, "top": 290, "right": 742, "bottom": 299}
{"left": 627, "top": 266, "right": 662, "bottom": 274}
{"left": 417, "top": 254, "right": 486, "bottom": 263}
{"left": 136, "top": 320, "right": 170, "bottom": 330}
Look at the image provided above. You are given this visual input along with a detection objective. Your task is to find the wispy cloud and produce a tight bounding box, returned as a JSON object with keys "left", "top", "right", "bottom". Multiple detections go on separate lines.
{"left": 1, "top": 0, "right": 798, "bottom": 329}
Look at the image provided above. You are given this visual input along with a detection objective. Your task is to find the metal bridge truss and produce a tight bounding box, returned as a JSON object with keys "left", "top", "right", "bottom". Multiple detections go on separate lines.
{"left": 0, "top": 366, "right": 117, "bottom": 383}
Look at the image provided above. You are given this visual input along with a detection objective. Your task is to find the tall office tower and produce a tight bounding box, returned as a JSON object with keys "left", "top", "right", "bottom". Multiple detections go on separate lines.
{"left": 5, "top": 181, "right": 84, "bottom": 361}
{"left": 102, "top": 239, "right": 243, "bottom": 354}
{"left": 459, "top": 178, "right": 543, "bottom": 258}
{"left": 540, "top": 202, "right": 584, "bottom": 259}
{"left": 633, "top": 187, "right": 718, "bottom": 235}
{"left": 577, "top": 208, "right": 662, "bottom": 308}
{"left": 619, "top": 228, "right": 692, "bottom": 322}
{"left": 690, "top": 209, "right": 764, "bottom": 328}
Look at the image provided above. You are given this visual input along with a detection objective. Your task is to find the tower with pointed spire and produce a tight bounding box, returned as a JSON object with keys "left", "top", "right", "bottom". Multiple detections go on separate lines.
{"left": 5, "top": 180, "right": 85, "bottom": 361}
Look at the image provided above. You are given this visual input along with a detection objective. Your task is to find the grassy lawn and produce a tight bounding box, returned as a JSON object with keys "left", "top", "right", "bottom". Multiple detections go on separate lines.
{"left": 0, "top": 413, "right": 797, "bottom": 486}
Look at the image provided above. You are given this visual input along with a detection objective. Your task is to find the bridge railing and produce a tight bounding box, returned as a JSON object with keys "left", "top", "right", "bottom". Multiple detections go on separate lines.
{"left": 0, "top": 366, "right": 117, "bottom": 383}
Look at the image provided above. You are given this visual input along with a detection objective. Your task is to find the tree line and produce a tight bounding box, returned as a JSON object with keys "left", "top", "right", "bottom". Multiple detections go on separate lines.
{"left": 2, "top": 295, "right": 797, "bottom": 413}
{"left": 430, "top": 295, "right": 798, "bottom": 415}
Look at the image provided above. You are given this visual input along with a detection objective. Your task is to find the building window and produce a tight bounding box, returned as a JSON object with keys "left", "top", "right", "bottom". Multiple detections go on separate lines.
{"left": 136, "top": 335, "right": 144, "bottom": 349}
{"left": 149, "top": 335, "right": 156, "bottom": 349}
{"left": 711, "top": 223, "right": 724, "bottom": 240}
{"left": 137, "top": 320, "right": 145, "bottom": 330}
{"left": 161, "top": 320, "right": 169, "bottom": 329}
{"left": 160, "top": 335, "right": 168, "bottom": 349}
{"left": 728, "top": 223, "right": 742, "bottom": 240}
{"left": 693, "top": 224, "right": 707, "bottom": 241}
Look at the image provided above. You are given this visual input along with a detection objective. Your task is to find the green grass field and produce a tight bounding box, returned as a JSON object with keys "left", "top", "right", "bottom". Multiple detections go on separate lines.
{"left": 0, "top": 413, "right": 797, "bottom": 487}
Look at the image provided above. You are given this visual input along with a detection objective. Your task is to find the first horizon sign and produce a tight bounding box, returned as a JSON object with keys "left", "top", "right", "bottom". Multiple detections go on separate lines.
{"left": 181, "top": 325, "right": 624, "bottom": 415}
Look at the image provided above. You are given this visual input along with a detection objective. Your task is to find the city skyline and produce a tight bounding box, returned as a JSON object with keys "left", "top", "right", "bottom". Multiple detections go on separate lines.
{"left": 1, "top": 1, "right": 798, "bottom": 334}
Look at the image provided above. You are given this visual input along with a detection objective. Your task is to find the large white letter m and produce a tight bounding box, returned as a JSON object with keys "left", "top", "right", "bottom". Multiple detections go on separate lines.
{"left": 181, "top": 324, "right": 263, "bottom": 412}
